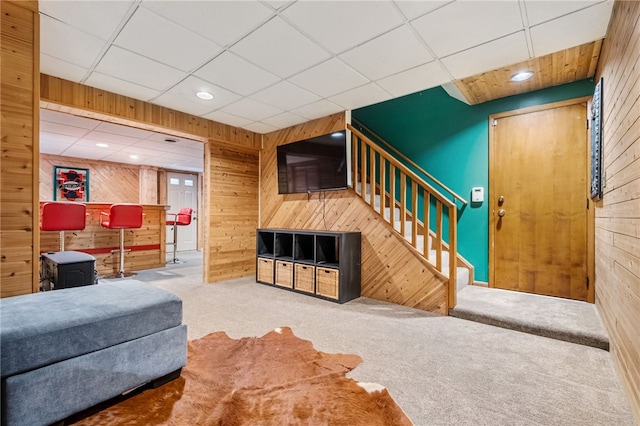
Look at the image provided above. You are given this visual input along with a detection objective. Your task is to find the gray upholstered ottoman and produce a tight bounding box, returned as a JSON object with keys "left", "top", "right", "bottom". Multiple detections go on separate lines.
{"left": 0, "top": 280, "right": 187, "bottom": 426}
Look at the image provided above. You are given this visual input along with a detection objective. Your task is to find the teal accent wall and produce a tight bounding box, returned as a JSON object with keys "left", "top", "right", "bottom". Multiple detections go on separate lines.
{"left": 353, "top": 79, "right": 594, "bottom": 282}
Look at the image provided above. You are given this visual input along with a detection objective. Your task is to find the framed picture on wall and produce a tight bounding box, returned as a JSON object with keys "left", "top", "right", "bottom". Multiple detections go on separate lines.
{"left": 590, "top": 77, "right": 604, "bottom": 201}
{"left": 53, "top": 166, "right": 89, "bottom": 202}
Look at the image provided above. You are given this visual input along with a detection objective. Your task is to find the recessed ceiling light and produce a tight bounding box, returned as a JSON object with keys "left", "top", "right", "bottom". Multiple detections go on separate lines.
{"left": 196, "top": 91, "right": 214, "bottom": 100}
{"left": 96, "top": 143, "right": 109, "bottom": 148}
{"left": 129, "top": 155, "right": 139, "bottom": 159}
{"left": 510, "top": 71, "right": 534, "bottom": 82}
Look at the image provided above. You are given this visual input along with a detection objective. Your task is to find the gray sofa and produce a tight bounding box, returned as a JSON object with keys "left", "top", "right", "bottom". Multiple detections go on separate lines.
{"left": 0, "top": 280, "right": 187, "bottom": 426}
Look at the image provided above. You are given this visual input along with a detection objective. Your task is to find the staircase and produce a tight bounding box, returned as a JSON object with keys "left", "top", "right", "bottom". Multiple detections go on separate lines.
{"left": 348, "top": 123, "right": 472, "bottom": 308}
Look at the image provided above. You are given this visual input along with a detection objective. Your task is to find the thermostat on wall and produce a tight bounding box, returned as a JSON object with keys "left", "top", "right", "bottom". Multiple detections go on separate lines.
{"left": 471, "top": 187, "right": 484, "bottom": 203}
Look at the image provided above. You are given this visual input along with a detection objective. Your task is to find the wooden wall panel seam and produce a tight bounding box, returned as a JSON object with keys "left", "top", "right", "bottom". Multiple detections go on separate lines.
{"left": 594, "top": 0, "right": 640, "bottom": 422}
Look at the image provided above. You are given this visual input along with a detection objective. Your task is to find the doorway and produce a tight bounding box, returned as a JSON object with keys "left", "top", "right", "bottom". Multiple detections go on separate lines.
{"left": 167, "top": 172, "right": 198, "bottom": 252}
{"left": 489, "top": 98, "right": 593, "bottom": 302}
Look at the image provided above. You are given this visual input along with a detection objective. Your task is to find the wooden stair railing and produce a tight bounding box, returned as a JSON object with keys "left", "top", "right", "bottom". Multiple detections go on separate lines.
{"left": 352, "top": 118, "right": 468, "bottom": 207}
{"left": 348, "top": 124, "right": 460, "bottom": 309}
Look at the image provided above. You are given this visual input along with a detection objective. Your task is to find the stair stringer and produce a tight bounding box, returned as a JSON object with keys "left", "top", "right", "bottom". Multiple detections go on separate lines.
{"left": 262, "top": 188, "right": 448, "bottom": 315}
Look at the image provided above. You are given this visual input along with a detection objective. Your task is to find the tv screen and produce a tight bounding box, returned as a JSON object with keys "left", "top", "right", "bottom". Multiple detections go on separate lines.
{"left": 277, "top": 131, "right": 347, "bottom": 194}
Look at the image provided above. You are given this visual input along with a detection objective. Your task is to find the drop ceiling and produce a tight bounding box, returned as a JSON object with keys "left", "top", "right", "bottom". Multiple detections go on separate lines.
{"left": 40, "top": 109, "right": 205, "bottom": 173}
{"left": 39, "top": 0, "right": 613, "bottom": 172}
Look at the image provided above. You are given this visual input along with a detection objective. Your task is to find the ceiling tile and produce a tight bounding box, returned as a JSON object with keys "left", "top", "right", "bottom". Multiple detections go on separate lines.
{"left": 41, "top": 110, "right": 100, "bottom": 130}
{"left": 376, "top": 61, "right": 450, "bottom": 98}
{"left": 152, "top": 93, "right": 217, "bottom": 117}
{"left": 282, "top": 1, "right": 403, "bottom": 54}
{"left": 230, "top": 17, "right": 330, "bottom": 78}
{"left": 94, "top": 46, "right": 187, "bottom": 91}
{"left": 290, "top": 100, "right": 344, "bottom": 121}
{"left": 394, "top": 1, "right": 453, "bottom": 20}
{"left": 81, "top": 131, "right": 142, "bottom": 146}
{"left": 126, "top": 146, "right": 171, "bottom": 158}
{"left": 340, "top": 25, "right": 434, "bottom": 81}
{"left": 40, "top": 139, "right": 75, "bottom": 156}
{"left": 530, "top": 1, "right": 613, "bottom": 56}
{"left": 40, "top": 55, "right": 88, "bottom": 82}
{"left": 101, "top": 151, "right": 145, "bottom": 165}
{"left": 524, "top": 0, "right": 606, "bottom": 26}
{"left": 73, "top": 137, "right": 129, "bottom": 151}
{"left": 194, "top": 52, "right": 280, "bottom": 96}
{"left": 161, "top": 76, "right": 241, "bottom": 110}
{"left": 262, "top": 1, "right": 291, "bottom": 11}
{"left": 93, "top": 121, "right": 155, "bottom": 139}
{"left": 62, "top": 145, "right": 112, "bottom": 161}
{"left": 203, "top": 111, "right": 254, "bottom": 128}
{"left": 40, "top": 122, "right": 91, "bottom": 138}
{"left": 160, "top": 152, "right": 202, "bottom": 163}
{"left": 143, "top": 133, "right": 203, "bottom": 147}
{"left": 84, "top": 72, "right": 161, "bottom": 102}
{"left": 39, "top": 132, "right": 79, "bottom": 145}
{"left": 411, "top": 1, "right": 524, "bottom": 57}
{"left": 260, "top": 112, "right": 308, "bottom": 129}
{"left": 40, "top": 15, "right": 106, "bottom": 68}
{"left": 39, "top": 0, "right": 134, "bottom": 40}
{"left": 142, "top": 1, "right": 273, "bottom": 47}
{"left": 251, "top": 81, "right": 320, "bottom": 110}
{"left": 244, "top": 122, "right": 279, "bottom": 134}
{"left": 221, "top": 98, "right": 283, "bottom": 122}
{"left": 329, "top": 83, "right": 392, "bottom": 110}
{"left": 132, "top": 140, "right": 195, "bottom": 154}
{"left": 441, "top": 31, "right": 530, "bottom": 79}
{"left": 114, "top": 7, "right": 221, "bottom": 72}
{"left": 289, "top": 58, "right": 369, "bottom": 98}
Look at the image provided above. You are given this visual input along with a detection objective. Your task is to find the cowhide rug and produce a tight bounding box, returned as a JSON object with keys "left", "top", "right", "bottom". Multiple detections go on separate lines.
{"left": 74, "top": 327, "right": 413, "bottom": 425}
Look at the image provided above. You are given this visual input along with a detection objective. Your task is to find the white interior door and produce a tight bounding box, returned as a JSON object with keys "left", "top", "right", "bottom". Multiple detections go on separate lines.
{"left": 167, "top": 172, "right": 198, "bottom": 251}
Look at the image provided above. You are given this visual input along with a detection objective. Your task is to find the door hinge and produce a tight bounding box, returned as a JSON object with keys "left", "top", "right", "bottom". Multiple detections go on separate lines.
{"left": 493, "top": 119, "right": 498, "bottom": 127}
{"left": 586, "top": 276, "right": 590, "bottom": 289}
{"left": 586, "top": 198, "right": 589, "bottom": 209}
{"left": 586, "top": 119, "right": 590, "bottom": 130}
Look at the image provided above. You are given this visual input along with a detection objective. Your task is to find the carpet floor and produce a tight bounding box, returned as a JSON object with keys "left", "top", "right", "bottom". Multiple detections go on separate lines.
{"left": 101, "top": 251, "right": 635, "bottom": 426}
{"left": 451, "top": 286, "right": 610, "bottom": 350}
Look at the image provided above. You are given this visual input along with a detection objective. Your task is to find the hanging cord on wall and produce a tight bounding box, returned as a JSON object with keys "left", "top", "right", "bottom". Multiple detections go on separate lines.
{"left": 322, "top": 191, "right": 328, "bottom": 231}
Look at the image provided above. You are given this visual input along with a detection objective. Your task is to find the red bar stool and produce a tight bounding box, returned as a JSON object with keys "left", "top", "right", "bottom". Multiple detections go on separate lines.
{"left": 100, "top": 204, "right": 143, "bottom": 278}
{"left": 166, "top": 207, "right": 193, "bottom": 264}
{"left": 40, "top": 202, "right": 87, "bottom": 251}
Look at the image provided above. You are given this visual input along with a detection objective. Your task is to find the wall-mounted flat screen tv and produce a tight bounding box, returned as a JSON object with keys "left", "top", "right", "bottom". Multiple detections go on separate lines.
{"left": 277, "top": 130, "right": 348, "bottom": 194}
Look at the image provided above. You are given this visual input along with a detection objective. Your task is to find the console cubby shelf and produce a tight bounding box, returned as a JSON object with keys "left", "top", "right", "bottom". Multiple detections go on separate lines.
{"left": 256, "top": 229, "right": 361, "bottom": 304}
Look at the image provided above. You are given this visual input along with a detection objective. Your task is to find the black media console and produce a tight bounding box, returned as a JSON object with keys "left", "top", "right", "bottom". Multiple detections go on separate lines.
{"left": 256, "top": 229, "right": 361, "bottom": 304}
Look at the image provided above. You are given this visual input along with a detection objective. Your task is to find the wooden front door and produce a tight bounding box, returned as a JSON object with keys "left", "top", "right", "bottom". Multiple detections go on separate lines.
{"left": 490, "top": 101, "right": 590, "bottom": 301}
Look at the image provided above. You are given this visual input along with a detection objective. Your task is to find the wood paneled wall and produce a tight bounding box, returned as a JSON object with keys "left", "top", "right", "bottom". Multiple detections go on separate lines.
{"left": 595, "top": 1, "right": 640, "bottom": 422}
{"left": 40, "top": 75, "right": 260, "bottom": 151}
{"left": 139, "top": 166, "right": 159, "bottom": 204}
{"left": 1, "top": 1, "right": 40, "bottom": 297}
{"left": 40, "top": 154, "right": 140, "bottom": 203}
{"left": 260, "top": 113, "right": 448, "bottom": 314}
{"left": 205, "top": 144, "right": 259, "bottom": 282}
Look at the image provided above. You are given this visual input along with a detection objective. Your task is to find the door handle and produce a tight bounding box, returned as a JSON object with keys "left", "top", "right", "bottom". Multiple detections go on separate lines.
{"left": 498, "top": 209, "right": 506, "bottom": 217}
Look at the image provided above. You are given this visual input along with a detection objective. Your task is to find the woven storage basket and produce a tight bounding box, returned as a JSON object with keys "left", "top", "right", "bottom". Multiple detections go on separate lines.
{"left": 275, "top": 261, "right": 293, "bottom": 288}
{"left": 294, "top": 264, "right": 315, "bottom": 293}
{"left": 316, "top": 267, "right": 339, "bottom": 299}
{"left": 257, "top": 258, "right": 274, "bottom": 284}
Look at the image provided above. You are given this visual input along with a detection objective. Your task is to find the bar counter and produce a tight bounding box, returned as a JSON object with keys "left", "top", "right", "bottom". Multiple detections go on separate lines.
{"left": 39, "top": 202, "right": 167, "bottom": 276}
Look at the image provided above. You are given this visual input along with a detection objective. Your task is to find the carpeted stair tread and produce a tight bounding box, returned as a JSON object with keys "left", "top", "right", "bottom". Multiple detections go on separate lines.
{"left": 450, "top": 286, "right": 609, "bottom": 350}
